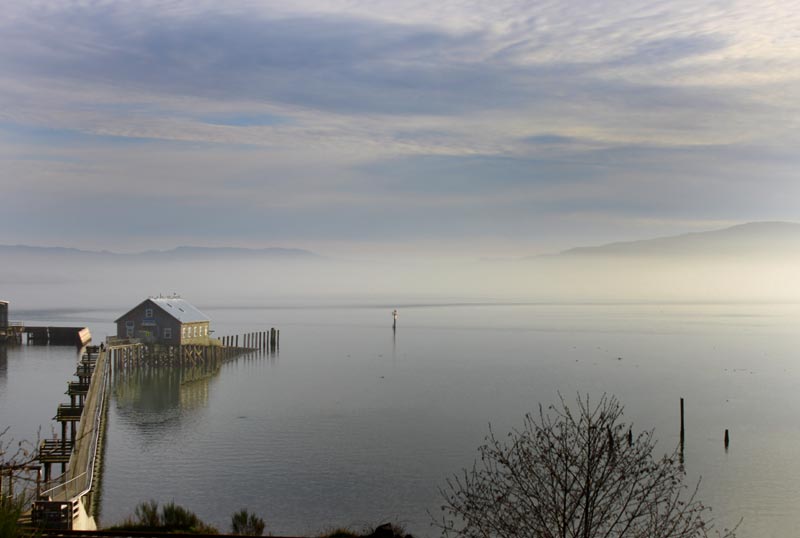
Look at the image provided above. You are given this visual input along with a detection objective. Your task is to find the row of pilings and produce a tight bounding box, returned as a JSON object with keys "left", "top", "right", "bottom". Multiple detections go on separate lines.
{"left": 37, "top": 346, "right": 103, "bottom": 483}
{"left": 219, "top": 328, "right": 279, "bottom": 352}
{"left": 107, "top": 328, "right": 280, "bottom": 371}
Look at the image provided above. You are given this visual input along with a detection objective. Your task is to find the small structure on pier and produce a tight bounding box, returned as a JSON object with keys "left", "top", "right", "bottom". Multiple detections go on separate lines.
{"left": 0, "top": 299, "right": 24, "bottom": 343}
{"left": 115, "top": 295, "right": 211, "bottom": 345}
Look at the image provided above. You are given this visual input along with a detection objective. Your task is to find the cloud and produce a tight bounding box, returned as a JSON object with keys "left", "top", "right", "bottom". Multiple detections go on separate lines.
{"left": 1, "top": 0, "right": 799, "bottom": 254}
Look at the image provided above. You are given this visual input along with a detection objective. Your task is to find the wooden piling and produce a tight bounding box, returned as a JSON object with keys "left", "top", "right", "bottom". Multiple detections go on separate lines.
{"left": 724, "top": 429, "right": 729, "bottom": 449}
{"left": 679, "top": 397, "right": 685, "bottom": 449}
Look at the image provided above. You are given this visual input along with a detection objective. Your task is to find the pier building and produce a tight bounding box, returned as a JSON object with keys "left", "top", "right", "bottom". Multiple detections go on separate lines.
{"left": 115, "top": 295, "right": 211, "bottom": 345}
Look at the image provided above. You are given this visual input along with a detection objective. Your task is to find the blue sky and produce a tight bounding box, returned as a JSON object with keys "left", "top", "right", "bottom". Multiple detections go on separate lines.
{"left": 1, "top": 0, "right": 798, "bottom": 257}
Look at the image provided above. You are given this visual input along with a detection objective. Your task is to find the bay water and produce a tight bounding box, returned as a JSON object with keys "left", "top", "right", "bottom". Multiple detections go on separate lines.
{"left": 2, "top": 302, "right": 799, "bottom": 536}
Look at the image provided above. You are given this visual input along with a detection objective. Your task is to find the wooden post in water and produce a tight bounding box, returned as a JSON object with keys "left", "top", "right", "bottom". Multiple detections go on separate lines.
{"left": 724, "top": 429, "right": 730, "bottom": 450}
{"left": 680, "top": 397, "right": 685, "bottom": 454}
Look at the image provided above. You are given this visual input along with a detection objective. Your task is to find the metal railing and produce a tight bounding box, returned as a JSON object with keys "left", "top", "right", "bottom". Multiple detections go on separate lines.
{"left": 39, "top": 349, "right": 110, "bottom": 503}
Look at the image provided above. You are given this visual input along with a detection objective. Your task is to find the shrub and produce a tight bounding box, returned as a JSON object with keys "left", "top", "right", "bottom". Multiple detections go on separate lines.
{"left": 230, "top": 508, "right": 266, "bottom": 536}
{"left": 112, "top": 500, "right": 218, "bottom": 534}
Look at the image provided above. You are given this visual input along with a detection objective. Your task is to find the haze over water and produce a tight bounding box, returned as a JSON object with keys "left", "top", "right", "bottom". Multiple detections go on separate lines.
{"left": 3, "top": 2, "right": 799, "bottom": 536}
{"left": 4, "top": 298, "right": 799, "bottom": 537}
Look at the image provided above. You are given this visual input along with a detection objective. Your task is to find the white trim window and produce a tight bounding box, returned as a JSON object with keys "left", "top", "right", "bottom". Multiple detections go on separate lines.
{"left": 164, "top": 328, "right": 172, "bottom": 339}
{"left": 125, "top": 320, "right": 134, "bottom": 337}
{"left": 193, "top": 326, "right": 198, "bottom": 337}
{"left": 145, "top": 308, "right": 153, "bottom": 318}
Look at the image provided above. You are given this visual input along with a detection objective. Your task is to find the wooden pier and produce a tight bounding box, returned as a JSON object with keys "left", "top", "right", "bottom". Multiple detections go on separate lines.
{"left": 107, "top": 328, "right": 280, "bottom": 369}
{"left": 34, "top": 345, "right": 109, "bottom": 530}
{"left": 0, "top": 325, "right": 91, "bottom": 346}
{"left": 0, "top": 301, "right": 90, "bottom": 345}
{"left": 30, "top": 328, "right": 280, "bottom": 530}
{"left": 26, "top": 327, "right": 92, "bottom": 346}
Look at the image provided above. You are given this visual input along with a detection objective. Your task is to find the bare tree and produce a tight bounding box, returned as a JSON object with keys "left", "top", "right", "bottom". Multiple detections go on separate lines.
{"left": 1, "top": 427, "right": 42, "bottom": 536}
{"left": 436, "top": 394, "right": 737, "bottom": 538}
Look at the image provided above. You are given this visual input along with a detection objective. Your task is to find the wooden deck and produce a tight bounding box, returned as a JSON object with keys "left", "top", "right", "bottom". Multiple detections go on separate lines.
{"left": 29, "top": 329, "right": 282, "bottom": 531}
{"left": 35, "top": 346, "right": 110, "bottom": 529}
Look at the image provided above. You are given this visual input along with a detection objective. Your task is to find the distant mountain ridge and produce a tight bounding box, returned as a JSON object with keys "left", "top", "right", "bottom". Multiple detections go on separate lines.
{"left": 557, "top": 221, "right": 800, "bottom": 258}
{"left": 0, "top": 244, "right": 320, "bottom": 259}
{"left": 139, "top": 246, "right": 319, "bottom": 259}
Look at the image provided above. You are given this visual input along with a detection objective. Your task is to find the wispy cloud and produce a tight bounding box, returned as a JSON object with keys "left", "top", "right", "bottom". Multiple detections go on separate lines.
{"left": 1, "top": 0, "right": 799, "bottom": 254}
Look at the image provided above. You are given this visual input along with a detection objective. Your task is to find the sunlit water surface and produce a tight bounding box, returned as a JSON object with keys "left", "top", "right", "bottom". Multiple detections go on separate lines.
{"left": 3, "top": 303, "right": 800, "bottom": 536}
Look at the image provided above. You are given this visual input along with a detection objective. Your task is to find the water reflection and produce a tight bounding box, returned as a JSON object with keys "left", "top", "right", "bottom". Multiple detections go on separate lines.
{"left": 112, "top": 360, "right": 221, "bottom": 426}
{"left": 0, "top": 345, "right": 7, "bottom": 389}
{"left": 110, "top": 349, "right": 275, "bottom": 425}
{"left": 391, "top": 326, "right": 397, "bottom": 364}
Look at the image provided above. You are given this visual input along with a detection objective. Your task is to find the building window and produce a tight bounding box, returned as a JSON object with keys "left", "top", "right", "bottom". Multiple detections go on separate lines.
{"left": 164, "top": 328, "right": 172, "bottom": 339}
{"left": 194, "top": 326, "right": 198, "bottom": 337}
{"left": 145, "top": 308, "right": 153, "bottom": 318}
{"left": 125, "top": 320, "right": 134, "bottom": 337}
{"left": 182, "top": 327, "right": 186, "bottom": 338}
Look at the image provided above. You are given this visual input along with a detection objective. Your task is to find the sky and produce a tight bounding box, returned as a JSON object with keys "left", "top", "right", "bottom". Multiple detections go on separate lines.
{"left": 1, "top": 0, "right": 799, "bottom": 258}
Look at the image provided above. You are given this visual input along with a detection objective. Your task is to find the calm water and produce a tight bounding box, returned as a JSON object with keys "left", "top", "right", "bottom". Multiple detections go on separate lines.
{"left": 3, "top": 302, "right": 800, "bottom": 536}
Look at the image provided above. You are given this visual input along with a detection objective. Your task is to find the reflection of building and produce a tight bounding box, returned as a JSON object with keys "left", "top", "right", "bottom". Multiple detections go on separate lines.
{"left": 115, "top": 295, "right": 211, "bottom": 345}
{"left": 0, "top": 300, "right": 7, "bottom": 328}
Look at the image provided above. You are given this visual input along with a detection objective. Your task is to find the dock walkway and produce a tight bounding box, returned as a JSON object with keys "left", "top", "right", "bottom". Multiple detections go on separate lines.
{"left": 34, "top": 347, "right": 110, "bottom": 530}
{"left": 30, "top": 329, "right": 279, "bottom": 531}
